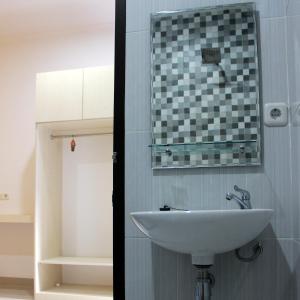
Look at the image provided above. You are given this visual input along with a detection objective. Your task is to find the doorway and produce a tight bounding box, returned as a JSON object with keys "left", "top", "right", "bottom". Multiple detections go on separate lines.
{"left": 113, "top": 0, "right": 126, "bottom": 299}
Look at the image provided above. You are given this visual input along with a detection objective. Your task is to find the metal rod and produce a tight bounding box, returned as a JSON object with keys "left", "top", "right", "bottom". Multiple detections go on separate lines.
{"left": 194, "top": 266, "right": 214, "bottom": 300}
{"left": 51, "top": 132, "right": 113, "bottom": 139}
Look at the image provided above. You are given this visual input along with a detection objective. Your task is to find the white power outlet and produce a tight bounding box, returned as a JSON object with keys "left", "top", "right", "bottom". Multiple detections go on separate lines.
{"left": 264, "top": 103, "right": 288, "bottom": 127}
{"left": 0, "top": 193, "right": 9, "bottom": 200}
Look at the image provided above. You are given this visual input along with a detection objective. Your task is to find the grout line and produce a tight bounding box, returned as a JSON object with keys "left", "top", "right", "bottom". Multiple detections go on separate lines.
{"left": 248, "top": 237, "right": 294, "bottom": 241}
{"left": 271, "top": 238, "right": 296, "bottom": 240}
{"left": 124, "top": 236, "right": 295, "bottom": 241}
{"left": 125, "top": 130, "right": 151, "bottom": 135}
{"left": 125, "top": 236, "right": 148, "bottom": 239}
{"left": 283, "top": 16, "right": 295, "bottom": 247}
{"left": 176, "top": 254, "right": 179, "bottom": 300}
{"left": 126, "top": 29, "right": 150, "bottom": 34}
{"left": 282, "top": 5, "right": 297, "bottom": 257}
{"left": 286, "top": 13, "right": 300, "bottom": 19}
{"left": 286, "top": 0, "right": 290, "bottom": 15}
{"left": 260, "top": 16, "right": 289, "bottom": 21}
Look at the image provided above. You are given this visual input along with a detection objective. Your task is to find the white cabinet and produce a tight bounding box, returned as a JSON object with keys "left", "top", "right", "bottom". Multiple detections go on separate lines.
{"left": 36, "top": 66, "right": 114, "bottom": 123}
{"left": 35, "top": 120, "right": 113, "bottom": 300}
{"left": 36, "top": 69, "right": 83, "bottom": 123}
{"left": 83, "top": 66, "right": 114, "bottom": 120}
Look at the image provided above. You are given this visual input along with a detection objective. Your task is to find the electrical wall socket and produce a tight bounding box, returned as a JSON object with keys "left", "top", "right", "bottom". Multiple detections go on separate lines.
{"left": 264, "top": 103, "right": 288, "bottom": 127}
{"left": 0, "top": 193, "right": 9, "bottom": 200}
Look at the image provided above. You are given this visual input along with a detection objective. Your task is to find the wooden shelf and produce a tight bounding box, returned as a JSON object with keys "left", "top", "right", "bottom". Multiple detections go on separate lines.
{"left": 40, "top": 257, "right": 113, "bottom": 267}
{"left": 40, "top": 284, "right": 113, "bottom": 299}
{"left": 0, "top": 215, "right": 33, "bottom": 224}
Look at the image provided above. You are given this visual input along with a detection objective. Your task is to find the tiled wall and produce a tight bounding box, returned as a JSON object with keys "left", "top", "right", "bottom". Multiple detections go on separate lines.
{"left": 288, "top": 0, "right": 300, "bottom": 298}
{"left": 125, "top": 0, "right": 298, "bottom": 299}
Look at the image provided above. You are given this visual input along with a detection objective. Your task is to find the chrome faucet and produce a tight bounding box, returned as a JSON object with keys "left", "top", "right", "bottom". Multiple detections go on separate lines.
{"left": 226, "top": 185, "right": 252, "bottom": 209}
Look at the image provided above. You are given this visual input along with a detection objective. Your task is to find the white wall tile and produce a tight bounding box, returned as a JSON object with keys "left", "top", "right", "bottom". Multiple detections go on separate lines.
{"left": 125, "top": 31, "right": 151, "bottom": 133}
{"left": 212, "top": 239, "right": 293, "bottom": 300}
{"left": 291, "top": 122, "right": 300, "bottom": 239}
{"left": 126, "top": 0, "right": 152, "bottom": 33}
{"left": 125, "top": 238, "right": 155, "bottom": 300}
{"left": 246, "top": 127, "right": 293, "bottom": 239}
{"left": 287, "top": 0, "right": 300, "bottom": 16}
{"left": 125, "top": 238, "right": 179, "bottom": 300}
{"left": 177, "top": 254, "right": 196, "bottom": 300}
{"left": 287, "top": 16, "right": 300, "bottom": 104}
{"left": 151, "top": 169, "right": 179, "bottom": 210}
{"left": 260, "top": 18, "right": 288, "bottom": 103}
{"left": 127, "top": 0, "right": 287, "bottom": 33}
{"left": 293, "top": 240, "right": 300, "bottom": 298}
{"left": 286, "top": 15, "right": 300, "bottom": 240}
{"left": 175, "top": 167, "right": 247, "bottom": 210}
{"left": 276, "top": 239, "right": 294, "bottom": 299}
{"left": 151, "top": 244, "right": 178, "bottom": 299}
{"left": 125, "top": 132, "right": 153, "bottom": 237}
{"left": 255, "top": 0, "right": 287, "bottom": 18}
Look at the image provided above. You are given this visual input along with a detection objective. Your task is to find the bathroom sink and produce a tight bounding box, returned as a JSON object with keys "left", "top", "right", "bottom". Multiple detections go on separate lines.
{"left": 130, "top": 209, "right": 273, "bottom": 265}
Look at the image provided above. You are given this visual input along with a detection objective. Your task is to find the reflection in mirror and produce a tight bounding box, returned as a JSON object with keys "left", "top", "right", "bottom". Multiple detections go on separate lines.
{"left": 150, "top": 3, "right": 261, "bottom": 169}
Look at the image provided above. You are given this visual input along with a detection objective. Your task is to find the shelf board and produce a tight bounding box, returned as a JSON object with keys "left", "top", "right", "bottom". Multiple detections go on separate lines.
{"left": 150, "top": 140, "right": 258, "bottom": 153}
{"left": 0, "top": 289, "right": 33, "bottom": 300}
{"left": 39, "top": 118, "right": 113, "bottom": 132}
{"left": 0, "top": 215, "right": 33, "bottom": 224}
{"left": 149, "top": 139, "right": 257, "bottom": 147}
{"left": 0, "top": 277, "right": 33, "bottom": 300}
{"left": 40, "top": 284, "right": 113, "bottom": 299}
{"left": 40, "top": 257, "right": 113, "bottom": 267}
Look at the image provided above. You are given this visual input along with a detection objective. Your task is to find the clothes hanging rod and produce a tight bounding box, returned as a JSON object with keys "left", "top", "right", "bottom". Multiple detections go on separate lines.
{"left": 51, "top": 132, "right": 113, "bottom": 139}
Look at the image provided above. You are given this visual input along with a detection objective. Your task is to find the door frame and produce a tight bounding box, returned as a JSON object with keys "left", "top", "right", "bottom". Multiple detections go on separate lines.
{"left": 113, "top": 0, "right": 126, "bottom": 299}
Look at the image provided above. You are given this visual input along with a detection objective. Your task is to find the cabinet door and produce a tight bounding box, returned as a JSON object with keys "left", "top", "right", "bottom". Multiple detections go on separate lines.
{"left": 36, "top": 69, "right": 83, "bottom": 123}
{"left": 83, "top": 66, "right": 114, "bottom": 120}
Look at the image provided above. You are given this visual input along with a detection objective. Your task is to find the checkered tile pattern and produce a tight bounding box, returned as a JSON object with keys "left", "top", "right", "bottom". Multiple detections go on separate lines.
{"left": 151, "top": 3, "right": 261, "bottom": 168}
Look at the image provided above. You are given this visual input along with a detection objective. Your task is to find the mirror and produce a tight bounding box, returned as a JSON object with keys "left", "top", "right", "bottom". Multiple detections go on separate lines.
{"left": 150, "top": 3, "right": 261, "bottom": 169}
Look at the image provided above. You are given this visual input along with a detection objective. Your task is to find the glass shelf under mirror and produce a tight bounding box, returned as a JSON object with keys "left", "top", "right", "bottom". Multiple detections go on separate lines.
{"left": 150, "top": 140, "right": 257, "bottom": 148}
{"left": 150, "top": 140, "right": 259, "bottom": 169}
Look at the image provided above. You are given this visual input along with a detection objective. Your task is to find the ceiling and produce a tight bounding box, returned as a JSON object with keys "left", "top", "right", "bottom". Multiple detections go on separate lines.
{"left": 0, "top": 0, "right": 115, "bottom": 39}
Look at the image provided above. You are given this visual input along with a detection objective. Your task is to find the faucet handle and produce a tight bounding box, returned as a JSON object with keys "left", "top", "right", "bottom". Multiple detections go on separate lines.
{"left": 234, "top": 185, "right": 250, "bottom": 200}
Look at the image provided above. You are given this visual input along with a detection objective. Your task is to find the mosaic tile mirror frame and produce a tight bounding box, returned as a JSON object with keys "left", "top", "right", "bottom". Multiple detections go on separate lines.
{"left": 150, "top": 2, "right": 261, "bottom": 169}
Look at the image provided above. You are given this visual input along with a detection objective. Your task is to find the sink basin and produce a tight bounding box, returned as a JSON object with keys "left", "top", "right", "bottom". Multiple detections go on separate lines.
{"left": 131, "top": 209, "right": 273, "bottom": 265}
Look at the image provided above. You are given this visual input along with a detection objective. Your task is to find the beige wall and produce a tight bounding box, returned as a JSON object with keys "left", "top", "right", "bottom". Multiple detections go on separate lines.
{"left": 0, "top": 27, "right": 114, "bottom": 278}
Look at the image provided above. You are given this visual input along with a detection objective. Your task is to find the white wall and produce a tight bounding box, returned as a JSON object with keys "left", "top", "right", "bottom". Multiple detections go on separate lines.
{"left": 62, "top": 134, "right": 113, "bottom": 286}
{"left": 62, "top": 134, "right": 113, "bottom": 258}
{"left": 0, "top": 26, "right": 114, "bottom": 278}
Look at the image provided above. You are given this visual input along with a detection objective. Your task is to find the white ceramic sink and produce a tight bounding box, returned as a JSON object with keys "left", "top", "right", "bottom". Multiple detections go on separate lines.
{"left": 131, "top": 209, "right": 273, "bottom": 265}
